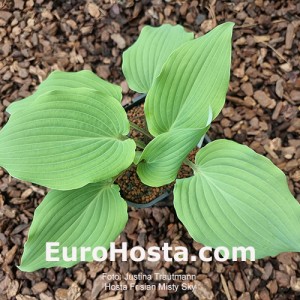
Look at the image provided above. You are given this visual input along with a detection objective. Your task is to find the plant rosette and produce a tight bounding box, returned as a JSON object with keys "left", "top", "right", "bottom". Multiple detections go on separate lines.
{"left": 121, "top": 95, "right": 204, "bottom": 208}
{"left": 0, "top": 22, "right": 299, "bottom": 272}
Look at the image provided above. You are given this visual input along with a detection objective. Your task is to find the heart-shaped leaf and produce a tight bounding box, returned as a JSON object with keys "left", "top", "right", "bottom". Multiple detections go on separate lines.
{"left": 0, "top": 88, "right": 135, "bottom": 190}
{"left": 19, "top": 183, "right": 128, "bottom": 272}
{"left": 137, "top": 118, "right": 210, "bottom": 187}
{"left": 174, "top": 139, "right": 300, "bottom": 259}
{"left": 145, "top": 22, "right": 234, "bottom": 137}
{"left": 122, "top": 24, "right": 194, "bottom": 93}
{"left": 7, "top": 70, "right": 122, "bottom": 114}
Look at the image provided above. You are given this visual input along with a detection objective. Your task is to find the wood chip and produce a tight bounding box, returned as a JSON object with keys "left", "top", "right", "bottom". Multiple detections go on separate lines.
{"left": 280, "top": 62, "right": 293, "bottom": 72}
{"left": 111, "top": 33, "right": 126, "bottom": 49}
{"left": 234, "top": 273, "right": 245, "bottom": 293}
{"left": 220, "top": 274, "right": 232, "bottom": 300}
{"left": 87, "top": 3, "right": 101, "bottom": 18}
{"left": 254, "top": 35, "right": 270, "bottom": 43}
{"left": 4, "top": 244, "right": 18, "bottom": 265}
{"left": 275, "top": 78, "right": 284, "bottom": 98}
{"left": 16, "top": 296, "right": 37, "bottom": 300}
{"left": 193, "top": 280, "right": 214, "bottom": 300}
{"left": 67, "top": 282, "right": 81, "bottom": 300}
{"left": 92, "top": 271, "right": 114, "bottom": 299}
{"left": 259, "top": 288, "right": 271, "bottom": 300}
{"left": 275, "top": 271, "right": 290, "bottom": 287}
{"left": 253, "top": 90, "right": 276, "bottom": 108}
{"left": 237, "top": 292, "right": 250, "bottom": 300}
{"left": 21, "top": 188, "right": 33, "bottom": 199}
{"left": 290, "top": 90, "right": 300, "bottom": 102}
{"left": 7, "top": 280, "right": 19, "bottom": 298}
{"left": 285, "top": 23, "right": 295, "bottom": 49}
{"left": 261, "top": 262, "right": 273, "bottom": 280}
{"left": 290, "top": 276, "right": 300, "bottom": 292}
{"left": 96, "top": 65, "right": 111, "bottom": 79}
{"left": 14, "top": 0, "right": 25, "bottom": 10}
{"left": 0, "top": 11, "right": 12, "bottom": 25}
{"left": 55, "top": 288, "right": 68, "bottom": 300}
{"left": 241, "top": 82, "right": 253, "bottom": 96}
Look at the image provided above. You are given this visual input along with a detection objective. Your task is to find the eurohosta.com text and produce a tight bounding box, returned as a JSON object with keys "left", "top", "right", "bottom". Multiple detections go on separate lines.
{"left": 45, "top": 242, "right": 255, "bottom": 262}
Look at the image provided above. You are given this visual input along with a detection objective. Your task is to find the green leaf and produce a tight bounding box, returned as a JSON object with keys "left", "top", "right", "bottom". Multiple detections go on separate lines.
{"left": 0, "top": 88, "right": 136, "bottom": 190}
{"left": 19, "top": 183, "right": 128, "bottom": 272}
{"left": 145, "top": 22, "right": 234, "bottom": 137}
{"left": 122, "top": 24, "right": 194, "bottom": 93}
{"left": 174, "top": 139, "right": 300, "bottom": 259}
{"left": 7, "top": 70, "right": 122, "bottom": 114}
{"left": 133, "top": 151, "right": 143, "bottom": 165}
{"left": 137, "top": 107, "right": 212, "bottom": 187}
{"left": 137, "top": 128, "right": 202, "bottom": 186}
{"left": 137, "top": 124, "right": 210, "bottom": 187}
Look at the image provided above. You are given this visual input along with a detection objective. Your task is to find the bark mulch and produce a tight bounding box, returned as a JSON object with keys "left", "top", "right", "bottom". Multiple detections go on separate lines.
{"left": 0, "top": 0, "right": 299, "bottom": 299}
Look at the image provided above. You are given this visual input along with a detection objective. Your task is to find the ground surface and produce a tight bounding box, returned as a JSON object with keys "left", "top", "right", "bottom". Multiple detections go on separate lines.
{"left": 0, "top": 0, "right": 300, "bottom": 299}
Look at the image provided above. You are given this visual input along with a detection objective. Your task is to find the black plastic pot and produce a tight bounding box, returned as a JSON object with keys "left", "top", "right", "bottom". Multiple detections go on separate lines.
{"left": 123, "top": 94, "right": 210, "bottom": 208}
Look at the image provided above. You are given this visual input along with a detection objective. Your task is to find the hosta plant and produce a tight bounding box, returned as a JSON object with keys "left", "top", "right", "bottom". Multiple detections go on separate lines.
{"left": 1, "top": 22, "right": 299, "bottom": 272}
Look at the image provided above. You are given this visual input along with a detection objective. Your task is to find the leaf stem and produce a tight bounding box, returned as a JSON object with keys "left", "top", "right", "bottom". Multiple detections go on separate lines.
{"left": 184, "top": 158, "right": 199, "bottom": 173}
{"left": 135, "top": 139, "right": 146, "bottom": 149}
{"left": 129, "top": 121, "right": 153, "bottom": 139}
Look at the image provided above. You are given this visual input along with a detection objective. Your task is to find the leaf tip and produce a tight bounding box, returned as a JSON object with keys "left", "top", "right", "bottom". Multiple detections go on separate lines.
{"left": 17, "top": 260, "right": 33, "bottom": 273}
{"left": 222, "top": 21, "right": 235, "bottom": 29}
